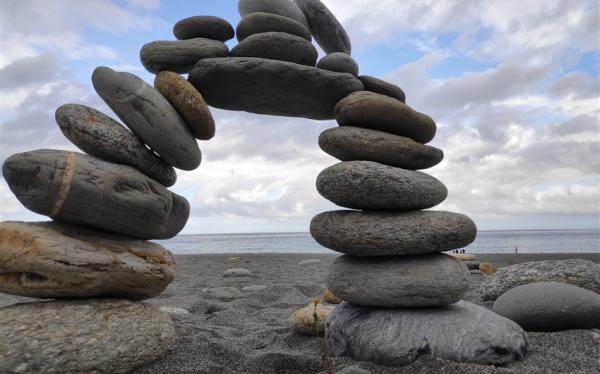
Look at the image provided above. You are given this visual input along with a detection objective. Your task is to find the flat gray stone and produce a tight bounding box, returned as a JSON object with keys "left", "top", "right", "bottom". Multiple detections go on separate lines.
{"left": 239, "top": 0, "right": 309, "bottom": 28}
{"left": 173, "top": 16, "right": 234, "bottom": 42}
{"left": 316, "top": 161, "right": 447, "bottom": 210}
{"left": 188, "top": 57, "right": 363, "bottom": 120}
{"left": 223, "top": 268, "right": 253, "bottom": 277}
{"left": 140, "top": 38, "right": 229, "bottom": 74}
{"left": 317, "top": 53, "right": 358, "bottom": 76}
{"left": 231, "top": 31, "right": 317, "bottom": 66}
{"left": 160, "top": 306, "right": 190, "bottom": 315}
{"left": 242, "top": 285, "right": 268, "bottom": 292}
{"left": 327, "top": 301, "right": 528, "bottom": 366}
{"left": 203, "top": 286, "right": 243, "bottom": 300}
{"left": 92, "top": 66, "right": 201, "bottom": 170}
{"left": 55, "top": 104, "right": 176, "bottom": 186}
{"left": 358, "top": 75, "right": 406, "bottom": 103}
{"left": 237, "top": 12, "right": 312, "bottom": 42}
{"left": 310, "top": 210, "right": 477, "bottom": 256}
{"left": 479, "top": 259, "right": 600, "bottom": 301}
{"left": 319, "top": 126, "right": 443, "bottom": 170}
{"left": 2, "top": 150, "right": 189, "bottom": 239}
{"left": 294, "top": 0, "right": 351, "bottom": 54}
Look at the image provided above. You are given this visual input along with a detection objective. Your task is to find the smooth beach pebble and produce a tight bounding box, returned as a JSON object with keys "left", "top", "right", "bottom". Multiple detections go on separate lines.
{"left": 293, "top": 0, "right": 351, "bottom": 54}
{"left": 223, "top": 268, "right": 253, "bottom": 277}
{"left": 238, "top": 0, "right": 309, "bottom": 28}
{"left": 203, "top": 286, "right": 243, "bottom": 300}
{"left": 242, "top": 285, "right": 269, "bottom": 292}
{"left": 291, "top": 303, "right": 334, "bottom": 336}
{"left": 317, "top": 52, "right": 358, "bottom": 76}
{"left": 173, "top": 15, "right": 234, "bottom": 42}
{"left": 231, "top": 32, "right": 318, "bottom": 66}
{"left": 236, "top": 12, "right": 312, "bottom": 42}
{"left": 160, "top": 307, "right": 190, "bottom": 315}
{"left": 140, "top": 38, "right": 229, "bottom": 74}
{"left": 358, "top": 75, "right": 406, "bottom": 103}
{"left": 323, "top": 288, "right": 342, "bottom": 304}
{"left": 479, "top": 262, "right": 497, "bottom": 274}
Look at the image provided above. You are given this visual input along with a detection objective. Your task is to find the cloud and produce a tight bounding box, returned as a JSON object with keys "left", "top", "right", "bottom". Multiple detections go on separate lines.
{"left": 0, "top": 54, "right": 66, "bottom": 90}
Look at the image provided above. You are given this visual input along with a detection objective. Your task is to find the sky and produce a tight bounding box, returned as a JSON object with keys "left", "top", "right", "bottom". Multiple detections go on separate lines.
{"left": 0, "top": 0, "right": 599, "bottom": 234}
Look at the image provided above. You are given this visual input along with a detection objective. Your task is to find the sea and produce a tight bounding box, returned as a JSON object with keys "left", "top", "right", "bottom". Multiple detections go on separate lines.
{"left": 155, "top": 229, "right": 600, "bottom": 255}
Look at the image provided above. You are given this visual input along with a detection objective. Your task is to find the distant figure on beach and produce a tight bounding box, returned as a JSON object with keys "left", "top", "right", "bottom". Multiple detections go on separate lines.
{"left": 515, "top": 246, "right": 518, "bottom": 255}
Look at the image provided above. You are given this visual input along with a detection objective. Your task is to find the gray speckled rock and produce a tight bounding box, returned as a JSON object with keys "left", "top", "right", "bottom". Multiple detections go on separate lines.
{"left": 358, "top": 75, "right": 406, "bottom": 103}
{"left": 479, "top": 259, "right": 600, "bottom": 301}
{"left": 0, "top": 299, "right": 175, "bottom": 374}
{"left": 55, "top": 104, "right": 176, "bottom": 186}
{"left": 237, "top": 12, "right": 312, "bottom": 42}
{"left": 202, "top": 286, "right": 243, "bottom": 300}
{"left": 319, "top": 127, "right": 443, "bottom": 170}
{"left": 493, "top": 282, "right": 600, "bottom": 332}
{"left": 188, "top": 57, "right": 363, "bottom": 120}
{"left": 316, "top": 161, "right": 447, "bottom": 211}
{"left": 310, "top": 210, "right": 477, "bottom": 256}
{"left": 239, "top": 0, "right": 309, "bottom": 28}
{"left": 140, "top": 38, "right": 229, "bottom": 74}
{"left": 92, "top": 66, "right": 201, "bottom": 170}
{"left": 327, "top": 254, "right": 470, "bottom": 307}
{"left": 2, "top": 150, "right": 189, "bottom": 239}
{"left": 294, "top": 0, "right": 351, "bottom": 54}
{"left": 173, "top": 16, "right": 234, "bottom": 42}
{"left": 327, "top": 301, "right": 528, "bottom": 366}
{"left": 0, "top": 221, "right": 175, "bottom": 300}
{"left": 231, "top": 32, "right": 318, "bottom": 66}
{"left": 317, "top": 53, "right": 358, "bottom": 76}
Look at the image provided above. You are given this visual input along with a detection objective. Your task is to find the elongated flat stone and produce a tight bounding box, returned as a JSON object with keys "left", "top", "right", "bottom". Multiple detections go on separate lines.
{"left": 294, "top": 0, "right": 351, "bottom": 54}
{"left": 237, "top": 12, "right": 312, "bottom": 42}
{"left": 173, "top": 16, "right": 234, "bottom": 42}
{"left": 310, "top": 210, "right": 477, "bottom": 256}
{"left": 317, "top": 161, "right": 447, "bottom": 210}
{"left": 239, "top": 0, "right": 309, "bottom": 28}
{"left": 231, "top": 31, "right": 318, "bottom": 66}
{"left": 140, "top": 38, "right": 229, "bottom": 74}
{"left": 2, "top": 150, "right": 189, "bottom": 239}
{"left": 189, "top": 57, "right": 364, "bottom": 120}
{"left": 358, "top": 75, "right": 406, "bottom": 103}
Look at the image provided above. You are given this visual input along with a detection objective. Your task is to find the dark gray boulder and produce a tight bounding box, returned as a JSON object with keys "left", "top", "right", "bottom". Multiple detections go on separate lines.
{"left": 317, "top": 52, "right": 358, "bottom": 76}
{"left": 230, "top": 31, "right": 318, "bottom": 66}
{"left": 238, "top": 0, "right": 309, "bottom": 27}
{"left": 316, "top": 161, "right": 447, "bottom": 210}
{"left": 173, "top": 16, "right": 234, "bottom": 42}
{"left": 294, "top": 0, "right": 351, "bottom": 54}
{"left": 237, "top": 12, "right": 312, "bottom": 42}
{"left": 188, "top": 57, "right": 363, "bottom": 120}
{"left": 140, "top": 38, "right": 229, "bottom": 74}
{"left": 358, "top": 75, "right": 406, "bottom": 103}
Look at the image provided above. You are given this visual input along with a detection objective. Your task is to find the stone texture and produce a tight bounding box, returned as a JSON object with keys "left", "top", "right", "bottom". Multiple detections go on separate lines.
{"left": 238, "top": 0, "right": 309, "bottom": 28}
{"left": 230, "top": 31, "right": 318, "bottom": 66}
{"left": 203, "top": 286, "right": 243, "bottom": 301}
{"left": 316, "top": 161, "right": 447, "bottom": 210}
{"left": 327, "top": 301, "right": 528, "bottom": 366}
{"left": 291, "top": 303, "right": 334, "bottom": 336}
{"left": 493, "top": 282, "right": 600, "bottom": 331}
{"left": 323, "top": 288, "right": 341, "bottom": 304}
{"left": 327, "top": 254, "right": 470, "bottom": 307}
{"left": 237, "top": 12, "right": 312, "bottom": 42}
{"left": 335, "top": 91, "right": 436, "bottom": 144}
{"left": 154, "top": 71, "right": 215, "bottom": 140}
{"left": 464, "top": 261, "right": 481, "bottom": 270}
{"left": 450, "top": 253, "right": 477, "bottom": 261}
{"left": 173, "top": 16, "right": 234, "bottom": 42}
{"left": 479, "top": 259, "right": 600, "bottom": 301}
{"left": 188, "top": 57, "right": 363, "bottom": 120}
{"left": 0, "top": 221, "right": 175, "bottom": 300}
{"left": 223, "top": 268, "right": 253, "bottom": 277}
{"left": 0, "top": 299, "right": 175, "bottom": 374}
{"left": 55, "top": 104, "right": 177, "bottom": 186}
{"left": 319, "top": 126, "right": 443, "bottom": 170}
{"left": 317, "top": 53, "right": 358, "bottom": 76}
{"left": 310, "top": 210, "right": 477, "bottom": 256}
{"left": 299, "top": 259, "right": 323, "bottom": 265}
{"left": 140, "top": 38, "right": 229, "bottom": 74}
{"left": 334, "top": 366, "right": 371, "bottom": 374}
{"left": 92, "top": 66, "right": 201, "bottom": 170}
{"left": 2, "top": 150, "right": 189, "bottom": 239}
{"left": 243, "top": 285, "right": 268, "bottom": 292}
{"left": 294, "top": 0, "right": 351, "bottom": 54}
{"left": 479, "top": 262, "right": 497, "bottom": 274}
{"left": 358, "top": 75, "right": 406, "bottom": 103}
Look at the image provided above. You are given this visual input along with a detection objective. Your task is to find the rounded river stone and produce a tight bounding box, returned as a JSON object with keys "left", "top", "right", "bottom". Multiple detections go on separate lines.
{"left": 238, "top": 0, "right": 309, "bottom": 28}
{"left": 319, "top": 126, "right": 443, "bottom": 169}
{"left": 237, "top": 12, "right": 312, "bottom": 42}
{"left": 327, "top": 254, "right": 470, "bottom": 307}
{"left": 310, "top": 210, "right": 477, "bottom": 256}
{"left": 317, "top": 52, "right": 358, "bottom": 76}
{"left": 154, "top": 71, "right": 215, "bottom": 140}
{"left": 55, "top": 104, "right": 176, "bottom": 186}
{"left": 231, "top": 31, "right": 318, "bottom": 66}
{"left": 293, "top": 0, "right": 351, "bottom": 54}
{"left": 358, "top": 75, "right": 406, "bottom": 103}
{"left": 335, "top": 91, "right": 437, "bottom": 143}
{"left": 173, "top": 15, "right": 234, "bottom": 42}
{"left": 92, "top": 66, "right": 201, "bottom": 170}
{"left": 2, "top": 150, "right": 189, "bottom": 239}
{"left": 188, "top": 57, "right": 364, "bottom": 120}
{"left": 316, "top": 161, "right": 447, "bottom": 211}
{"left": 140, "top": 38, "right": 229, "bottom": 74}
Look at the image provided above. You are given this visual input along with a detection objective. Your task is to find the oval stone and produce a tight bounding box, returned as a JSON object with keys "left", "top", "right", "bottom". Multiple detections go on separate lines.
{"left": 316, "top": 161, "right": 447, "bottom": 210}
{"left": 317, "top": 52, "right": 358, "bottom": 76}
{"left": 140, "top": 38, "right": 229, "bottom": 74}
{"left": 237, "top": 12, "right": 312, "bottom": 42}
{"left": 293, "top": 0, "right": 351, "bottom": 54}
{"left": 310, "top": 210, "right": 477, "bottom": 256}
{"left": 173, "top": 15, "right": 234, "bottom": 42}
{"left": 327, "top": 254, "right": 470, "bottom": 307}
{"left": 92, "top": 66, "right": 201, "bottom": 170}
{"left": 335, "top": 91, "right": 437, "bottom": 144}
{"left": 238, "top": 0, "right": 309, "bottom": 28}
{"left": 231, "top": 32, "right": 318, "bottom": 66}
{"left": 55, "top": 104, "right": 177, "bottom": 186}
{"left": 2, "top": 150, "right": 189, "bottom": 239}
{"left": 319, "top": 127, "right": 444, "bottom": 170}
{"left": 358, "top": 75, "right": 406, "bottom": 103}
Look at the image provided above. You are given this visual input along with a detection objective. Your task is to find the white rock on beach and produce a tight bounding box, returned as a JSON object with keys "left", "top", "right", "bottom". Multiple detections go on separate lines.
{"left": 291, "top": 302, "right": 334, "bottom": 336}
{"left": 223, "top": 268, "right": 253, "bottom": 277}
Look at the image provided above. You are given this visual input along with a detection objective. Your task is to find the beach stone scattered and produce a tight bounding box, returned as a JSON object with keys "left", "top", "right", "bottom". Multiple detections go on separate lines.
{"left": 311, "top": 210, "right": 477, "bottom": 256}
{"left": 323, "top": 288, "right": 341, "bottom": 304}
{"left": 154, "top": 71, "right": 215, "bottom": 140}
{"left": 55, "top": 104, "right": 176, "bottom": 186}
{"left": 0, "top": 299, "right": 175, "bottom": 374}
{"left": 327, "top": 300, "right": 528, "bottom": 366}
{"left": 465, "top": 261, "right": 481, "bottom": 270}
{"left": 92, "top": 66, "right": 201, "bottom": 170}
{"left": 479, "top": 259, "right": 600, "bottom": 301}
{"left": 319, "top": 126, "right": 444, "bottom": 170}
{"left": 238, "top": 0, "right": 309, "bottom": 28}
{"left": 479, "top": 262, "right": 497, "bottom": 275}
{"left": 335, "top": 91, "right": 437, "bottom": 143}
{"left": 294, "top": 0, "right": 351, "bottom": 54}
{"left": 160, "top": 307, "right": 190, "bottom": 315}
{"left": 140, "top": 38, "right": 229, "bottom": 74}
{"left": 327, "top": 254, "right": 470, "bottom": 307}
{"left": 2, "top": 150, "right": 189, "bottom": 239}
{"left": 451, "top": 253, "right": 477, "bottom": 261}
{"left": 316, "top": 161, "right": 447, "bottom": 211}
{"left": 242, "top": 285, "right": 268, "bottom": 292}
{"left": 358, "top": 75, "right": 406, "bottom": 103}
{"left": 223, "top": 268, "right": 253, "bottom": 277}
{"left": 493, "top": 282, "right": 600, "bottom": 331}
{"left": 317, "top": 53, "right": 358, "bottom": 76}
{"left": 189, "top": 57, "right": 363, "bottom": 120}
{"left": 203, "top": 286, "right": 243, "bottom": 301}
{"left": 237, "top": 12, "right": 312, "bottom": 42}
{"left": 173, "top": 16, "right": 234, "bottom": 42}
{"left": 291, "top": 302, "right": 334, "bottom": 336}
{"left": 298, "top": 259, "right": 323, "bottom": 265}
{"left": 231, "top": 32, "right": 318, "bottom": 66}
